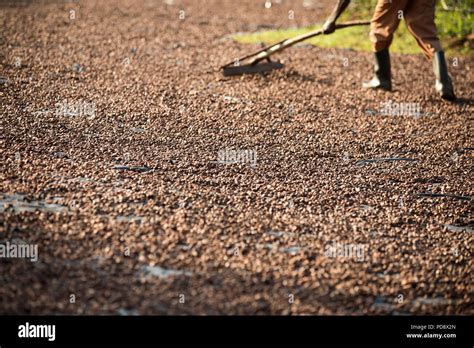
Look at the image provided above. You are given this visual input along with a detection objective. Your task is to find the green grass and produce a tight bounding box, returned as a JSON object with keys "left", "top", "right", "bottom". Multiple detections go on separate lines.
{"left": 234, "top": 24, "right": 425, "bottom": 55}
{"left": 233, "top": 2, "right": 472, "bottom": 56}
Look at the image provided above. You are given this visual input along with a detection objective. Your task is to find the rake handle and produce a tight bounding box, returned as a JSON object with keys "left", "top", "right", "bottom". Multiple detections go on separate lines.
{"left": 222, "top": 20, "right": 370, "bottom": 68}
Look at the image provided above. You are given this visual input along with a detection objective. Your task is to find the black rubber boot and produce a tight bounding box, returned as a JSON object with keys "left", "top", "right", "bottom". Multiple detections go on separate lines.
{"left": 363, "top": 48, "right": 392, "bottom": 91}
{"left": 433, "top": 51, "right": 456, "bottom": 101}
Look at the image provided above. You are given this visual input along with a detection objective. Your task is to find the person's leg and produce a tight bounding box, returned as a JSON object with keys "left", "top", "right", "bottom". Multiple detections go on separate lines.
{"left": 369, "top": 0, "right": 408, "bottom": 52}
{"left": 363, "top": 0, "right": 409, "bottom": 90}
{"left": 404, "top": 0, "right": 442, "bottom": 60}
{"left": 404, "top": 0, "right": 455, "bottom": 100}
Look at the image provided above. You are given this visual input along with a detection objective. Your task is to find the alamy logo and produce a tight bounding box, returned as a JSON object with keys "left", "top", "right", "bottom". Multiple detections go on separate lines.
{"left": 0, "top": 240, "right": 38, "bottom": 262}
{"left": 55, "top": 99, "right": 96, "bottom": 118}
{"left": 324, "top": 242, "right": 366, "bottom": 262}
{"left": 18, "top": 322, "right": 56, "bottom": 341}
{"left": 380, "top": 101, "right": 421, "bottom": 117}
{"left": 217, "top": 148, "right": 257, "bottom": 167}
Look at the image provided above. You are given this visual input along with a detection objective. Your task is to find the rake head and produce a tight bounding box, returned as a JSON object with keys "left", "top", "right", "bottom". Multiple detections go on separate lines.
{"left": 222, "top": 60, "right": 284, "bottom": 76}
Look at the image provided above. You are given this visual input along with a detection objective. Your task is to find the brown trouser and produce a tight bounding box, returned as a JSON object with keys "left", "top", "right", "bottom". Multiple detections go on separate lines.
{"left": 370, "top": 0, "right": 443, "bottom": 60}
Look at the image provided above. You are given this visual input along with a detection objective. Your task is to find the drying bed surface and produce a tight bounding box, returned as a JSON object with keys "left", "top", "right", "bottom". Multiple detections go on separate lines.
{"left": 0, "top": 0, "right": 472, "bottom": 315}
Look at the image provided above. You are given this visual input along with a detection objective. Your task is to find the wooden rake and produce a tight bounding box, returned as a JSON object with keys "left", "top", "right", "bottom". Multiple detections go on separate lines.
{"left": 221, "top": 20, "right": 370, "bottom": 76}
